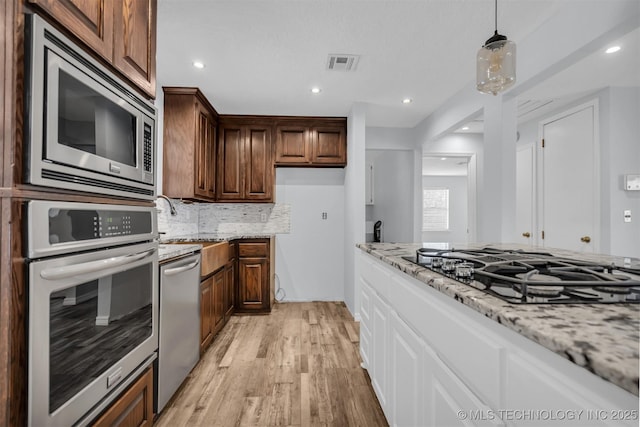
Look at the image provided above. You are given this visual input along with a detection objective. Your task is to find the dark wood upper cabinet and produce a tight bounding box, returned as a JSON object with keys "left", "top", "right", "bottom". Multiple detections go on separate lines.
{"left": 274, "top": 118, "right": 347, "bottom": 167}
{"left": 113, "top": 0, "right": 157, "bottom": 98}
{"left": 28, "top": 0, "right": 157, "bottom": 98}
{"left": 217, "top": 118, "right": 273, "bottom": 202}
{"left": 163, "top": 87, "right": 218, "bottom": 201}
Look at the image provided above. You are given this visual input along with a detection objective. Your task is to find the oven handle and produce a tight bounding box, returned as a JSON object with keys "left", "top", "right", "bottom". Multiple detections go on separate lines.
{"left": 40, "top": 248, "right": 156, "bottom": 281}
{"left": 164, "top": 260, "right": 200, "bottom": 277}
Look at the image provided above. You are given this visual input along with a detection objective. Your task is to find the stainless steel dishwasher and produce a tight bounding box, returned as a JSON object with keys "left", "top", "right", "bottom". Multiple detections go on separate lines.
{"left": 157, "top": 252, "right": 201, "bottom": 413}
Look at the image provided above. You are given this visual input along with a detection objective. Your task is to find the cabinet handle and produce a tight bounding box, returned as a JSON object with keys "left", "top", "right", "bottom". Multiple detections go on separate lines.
{"left": 522, "top": 232, "right": 530, "bottom": 238}
{"left": 580, "top": 236, "right": 591, "bottom": 243}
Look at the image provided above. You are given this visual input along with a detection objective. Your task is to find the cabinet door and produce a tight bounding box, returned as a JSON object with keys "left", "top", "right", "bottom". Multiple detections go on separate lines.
{"left": 217, "top": 125, "right": 244, "bottom": 200}
{"left": 371, "top": 290, "right": 390, "bottom": 416}
{"left": 311, "top": 125, "right": 346, "bottom": 165}
{"left": 244, "top": 126, "right": 273, "bottom": 201}
{"left": 194, "top": 106, "right": 215, "bottom": 200}
{"left": 389, "top": 312, "right": 425, "bottom": 427}
{"left": 92, "top": 367, "right": 154, "bottom": 427}
{"left": 212, "top": 270, "right": 225, "bottom": 334}
{"left": 359, "top": 277, "right": 373, "bottom": 370}
{"left": 113, "top": 0, "right": 157, "bottom": 98}
{"left": 200, "top": 276, "right": 213, "bottom": 354}
{"left": 274, "top": 125, "right": 310, "bottom": 164}
{"left": 426, "top": 344, "right": 503, "bottom": 427}
{"left": 29, "top": 0, "right": 114, "bottom": 61}
{"left": 224, "top": 262, "right": 235, "bottom": 321}
{"left": 237, "top": 257, "right": 269, "bottom": 311}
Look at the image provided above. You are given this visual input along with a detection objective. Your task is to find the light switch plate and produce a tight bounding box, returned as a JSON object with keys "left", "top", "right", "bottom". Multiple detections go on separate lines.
{"left": 624, "top": 174, "right": 640, "bottom": 191}
{"left": 624, "top": 210, "right": 632, "bottom": 223}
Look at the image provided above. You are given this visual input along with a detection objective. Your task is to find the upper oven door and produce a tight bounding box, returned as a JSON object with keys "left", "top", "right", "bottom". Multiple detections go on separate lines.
{"left": 25, "top": 14, "right": 156, "bottom": 200}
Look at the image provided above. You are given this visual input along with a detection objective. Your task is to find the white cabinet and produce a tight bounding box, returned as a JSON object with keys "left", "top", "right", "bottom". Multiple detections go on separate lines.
{"left": 371, "top": 289, "right": 390, "bottom": 417}
{"left": 359, "top": 278, "right": 372, "bottom": 369}
{"left": 389, "top": 311, "right": 426, "bottom": 427}
{"left": 365, "top": 162, "right": 374, "bottom": 205}
{"left": 356, "top": 250, "right": 638, "bottom": 427}
{"left": 425, "top": 343, "right": 504, "bottom": 427}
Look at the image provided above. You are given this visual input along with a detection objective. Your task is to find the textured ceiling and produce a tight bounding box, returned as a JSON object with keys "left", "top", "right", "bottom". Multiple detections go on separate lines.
{"left": 156, "top": 0, "right": 566, "bottom": 127}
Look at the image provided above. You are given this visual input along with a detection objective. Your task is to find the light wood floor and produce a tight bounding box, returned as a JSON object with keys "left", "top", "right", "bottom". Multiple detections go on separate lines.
{"left": 154, "top": 302, "right": 388, "bottom": 427}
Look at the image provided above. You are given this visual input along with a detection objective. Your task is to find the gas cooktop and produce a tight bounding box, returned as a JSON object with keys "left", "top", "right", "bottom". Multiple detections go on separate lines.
{"left": 402, "top": 247, "right": 640, "bottom": 304}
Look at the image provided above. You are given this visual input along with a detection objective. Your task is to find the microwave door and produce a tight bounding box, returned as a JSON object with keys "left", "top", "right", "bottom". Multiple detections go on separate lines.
{"left": 44, "top": 50, "right": 145, "bottom": 183}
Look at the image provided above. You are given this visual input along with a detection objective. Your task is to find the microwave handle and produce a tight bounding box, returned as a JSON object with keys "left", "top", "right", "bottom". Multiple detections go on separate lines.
{"left": 40, "top": 249, "right": 156, "bottom": 281}
{"left": 163, "top": 260, "right": 200, "bottom": 277}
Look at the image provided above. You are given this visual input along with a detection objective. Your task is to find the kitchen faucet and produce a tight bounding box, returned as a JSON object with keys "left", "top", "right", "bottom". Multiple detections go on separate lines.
{"left": 156, "top": 195, "right": 178, "bottom": 216}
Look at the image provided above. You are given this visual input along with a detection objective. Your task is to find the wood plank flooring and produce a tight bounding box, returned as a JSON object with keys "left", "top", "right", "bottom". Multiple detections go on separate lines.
{"left": 154, "top": 302, "right": 388, "bottom": 427}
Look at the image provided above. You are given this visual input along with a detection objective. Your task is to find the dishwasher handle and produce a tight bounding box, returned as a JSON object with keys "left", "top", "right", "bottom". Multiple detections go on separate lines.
{"left": 163, "top": 259, "right": 200, "bottom": 277}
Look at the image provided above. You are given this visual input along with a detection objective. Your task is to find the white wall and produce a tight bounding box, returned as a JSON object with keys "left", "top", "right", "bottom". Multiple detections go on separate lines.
{"left": 275, "top": 169, "right": 345, "bottom": 301}
{"left": 344, "top": 104, "right": 367, "bottom": 318}
{"left": 366, "top": 149, "right": 414, "bottom": 243}
{"left": 606, "top": 87, "right": 640, "bottom": 257}
{"left": 422, "top": 176, "right": 468, "bottom": 244}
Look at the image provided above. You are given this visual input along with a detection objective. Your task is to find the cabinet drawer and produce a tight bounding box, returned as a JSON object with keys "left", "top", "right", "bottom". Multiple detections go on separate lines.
{"left": 238, "top": 242, "right": 268, "bottom": 257}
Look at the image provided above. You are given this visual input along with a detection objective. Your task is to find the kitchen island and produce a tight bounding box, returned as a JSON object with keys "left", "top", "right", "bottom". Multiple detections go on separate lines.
{"left": 356, "top": 243, "right": 639, "bottom": 427}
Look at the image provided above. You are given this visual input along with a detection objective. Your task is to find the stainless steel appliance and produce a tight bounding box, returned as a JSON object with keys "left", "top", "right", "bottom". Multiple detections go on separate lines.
{"left": 26, "top": 201, "right": 159, "bottom": 426}
{"left": 404, "top": 248, "right": 640, "bottom": 304}
{"left": 157, "top": 252, "right": 201, "bottom": 413}
{"left": 24, "top": 14, "right": 157, "bottom": 200}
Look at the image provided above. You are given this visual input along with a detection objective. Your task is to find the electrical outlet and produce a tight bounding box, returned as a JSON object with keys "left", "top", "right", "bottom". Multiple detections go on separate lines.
{"left": 624, "top": 210, "right": 631, "bottom": 223}
{"left": 322, "top": 212, "right": 328, "bottom": 220}
{"left": 260, "top": 213, "right": 267, "bottom": 222}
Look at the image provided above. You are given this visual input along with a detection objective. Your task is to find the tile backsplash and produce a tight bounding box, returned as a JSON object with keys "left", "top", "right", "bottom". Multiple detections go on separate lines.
{"left": 157, "top": 199, "right": 291, "bottom": 238}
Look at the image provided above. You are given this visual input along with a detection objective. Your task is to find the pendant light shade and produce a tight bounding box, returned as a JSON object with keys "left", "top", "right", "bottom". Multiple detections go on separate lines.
{"left": 476, "top": 0, "right": 516, "bottom": 95}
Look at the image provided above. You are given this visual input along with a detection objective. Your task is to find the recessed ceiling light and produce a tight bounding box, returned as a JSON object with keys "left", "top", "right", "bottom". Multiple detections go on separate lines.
{"left": 605, "top": 46, "right": 621, "bottom": 54}
{"left": 461, "top": 126, "right": 470, "bottom": 130}
{"left": 192, "top": 61, "right": 205, "bottom": 69}
{"left": 440, "top": 157, "right": 447, "bottom": 161}
{"left": 311, "top": 87, "right": 321, "bottom": 94}
{"left": 402, "top": 98, "right": 413, "bottom": 104}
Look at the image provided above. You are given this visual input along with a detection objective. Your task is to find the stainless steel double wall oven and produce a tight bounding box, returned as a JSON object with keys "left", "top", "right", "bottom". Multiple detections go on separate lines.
{"left": 23, "top": 13, "right": 160, "bottom": 427}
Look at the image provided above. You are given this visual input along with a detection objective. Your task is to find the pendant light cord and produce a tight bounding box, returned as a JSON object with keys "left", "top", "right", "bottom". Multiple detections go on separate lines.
{"left": 494, "top": 0, "right": 498, "bottom": 35}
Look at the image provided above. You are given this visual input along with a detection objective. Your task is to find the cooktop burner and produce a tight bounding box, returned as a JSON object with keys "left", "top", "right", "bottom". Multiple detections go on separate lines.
{"left": 402, "top": 247, "right": 640, "bottom": 304}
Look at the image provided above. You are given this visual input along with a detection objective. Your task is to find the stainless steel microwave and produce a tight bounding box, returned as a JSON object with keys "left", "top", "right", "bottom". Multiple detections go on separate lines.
{"left": 24, "top": 14, "right": 157, "bottom": 200}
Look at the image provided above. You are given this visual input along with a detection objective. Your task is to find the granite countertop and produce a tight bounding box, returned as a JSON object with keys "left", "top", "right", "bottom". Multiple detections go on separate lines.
{"left": 158, "top": 243, "right": 202, "bottom": 263}
{"left": 160, "top": 232, "right": 274, "bottom": 243}
{"left": 357, "top": 242, "right": 640, "bottom": 396}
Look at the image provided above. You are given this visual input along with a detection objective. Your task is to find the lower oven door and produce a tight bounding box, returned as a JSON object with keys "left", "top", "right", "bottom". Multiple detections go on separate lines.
{"left": 28, "top": 241, "right": 158, "bottom": 427}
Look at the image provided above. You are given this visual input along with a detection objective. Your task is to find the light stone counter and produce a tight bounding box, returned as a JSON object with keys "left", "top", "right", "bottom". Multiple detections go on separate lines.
{"left": 158, "top": 243, "right": 202, "bottom": 263}
{"left": 161, "top": 233, "right": 274, "bottom": 243}
{"left": 356, "top": 242, "right": 640, "bottom": 396}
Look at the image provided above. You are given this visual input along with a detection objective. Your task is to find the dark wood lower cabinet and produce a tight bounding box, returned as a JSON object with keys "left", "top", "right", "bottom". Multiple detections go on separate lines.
{"left": 212, "top": 269, "right": 225, "bottom": 334}
{"left": 92, "top": 366, "right": 154, "bottom": 427}
{"left": 224, "top": 262, "right": 235, "bottom": 321}
{"left": 199, "top": 276, "right": 214, "bottom": 355}
{"left": 236, "top": 239, "right": 273, "bottom": 313}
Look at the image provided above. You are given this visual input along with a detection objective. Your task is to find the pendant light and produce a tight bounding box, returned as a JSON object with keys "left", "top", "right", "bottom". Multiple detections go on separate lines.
{"left": 476, "top": 0, "right": 516, "bottom": 95}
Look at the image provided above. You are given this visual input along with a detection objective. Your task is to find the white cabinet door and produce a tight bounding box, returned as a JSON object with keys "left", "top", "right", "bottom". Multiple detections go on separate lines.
{"left": 371, "top": 289, "right": 390, "bottom": 417}
{"left": 426, "top": 344, "right": 504, "bottom": 427}
{"left": 389, "top": 311, "right": 425, "bottom": 427}
{"left": 359, "top": 278, "right": 373, "bottom": 369}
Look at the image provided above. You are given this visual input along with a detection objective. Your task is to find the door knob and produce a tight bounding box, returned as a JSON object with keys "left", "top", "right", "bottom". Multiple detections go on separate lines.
{"left": 522, "top": 232, "right": 531, "bottom": 238}
{"left": 580, "top": 236, "right": 591, "bottom": 243}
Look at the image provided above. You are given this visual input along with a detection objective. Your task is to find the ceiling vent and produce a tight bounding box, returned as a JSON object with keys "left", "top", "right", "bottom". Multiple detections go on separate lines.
{"left": 327, "top": 54, "right": 360, "bottom": 71}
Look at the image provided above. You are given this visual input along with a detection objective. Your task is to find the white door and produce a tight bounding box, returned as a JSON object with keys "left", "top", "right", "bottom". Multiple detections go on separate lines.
{"left": 541, "top": 104, "right": 598, "bottom": 253}
{"left": 516, "top": 145, "right": 535, "bottom": 246}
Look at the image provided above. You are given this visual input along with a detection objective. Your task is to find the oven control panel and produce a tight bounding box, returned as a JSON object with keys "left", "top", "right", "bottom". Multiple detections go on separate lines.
{"left": 27, "top": 201, "right": 158, "bottom": 259}
{"left": 49, "top": 208, "right": 152, "bottom": 243}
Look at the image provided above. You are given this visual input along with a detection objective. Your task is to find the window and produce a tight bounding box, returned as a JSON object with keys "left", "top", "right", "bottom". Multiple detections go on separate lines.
{"left": 423, "top": 188, "right": 449, "bottom": 231}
